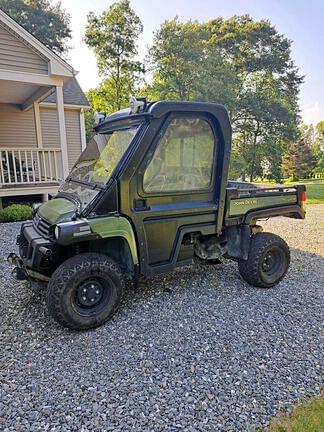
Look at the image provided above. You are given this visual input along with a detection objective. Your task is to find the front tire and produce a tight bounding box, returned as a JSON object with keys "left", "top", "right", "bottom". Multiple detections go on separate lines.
{"left": 238, "top": 232, "right": 290, "bottom": 288}
{"left": 47, "top": 253, "right": 125, "bottom": 330}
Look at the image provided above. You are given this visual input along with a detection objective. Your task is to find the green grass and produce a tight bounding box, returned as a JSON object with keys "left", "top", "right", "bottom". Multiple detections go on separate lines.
{"left": 253, "top": 179, "right": 324, "bottom": 204}
{"left": 268, "top": 395, "right": 324, "bottom": 432}
{"left": 304, "top": 183, "right": 324, "bottom": 204}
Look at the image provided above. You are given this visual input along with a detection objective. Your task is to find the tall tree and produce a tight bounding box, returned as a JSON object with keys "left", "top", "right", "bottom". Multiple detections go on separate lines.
{"left": 148, "top": 18, "right": 238, "bottom": 107}
{"left": 208, "top": 15, "right": 303, "bottom": 181}
{"left": 281, "top": 138, "right": 317, "bottom": 180}
{"left": 0, "top": 0, "right": 71, "bottom": 55}
{"left": 305, "top": 122, "right": 324, "bottom": 177}
{"left": 148, "top": 15, "right": 303, "bottom": 181}
{"left": 85, "top": 0, "right": 143, "bottom": 111}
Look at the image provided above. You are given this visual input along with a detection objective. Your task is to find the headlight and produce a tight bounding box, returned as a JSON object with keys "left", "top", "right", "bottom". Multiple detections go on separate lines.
{"left": 32, "top": 202, "right": 41, "bottom": 217}
{"left": 54, "top": 225, "right": 60, "bottom": 240}
{"left": 33, "top": 203, "right": 41, "bottom": 212}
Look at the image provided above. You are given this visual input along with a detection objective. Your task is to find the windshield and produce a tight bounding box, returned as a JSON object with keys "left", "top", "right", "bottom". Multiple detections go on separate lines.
{"left": 58, "top": 125, "right": 140, "bottom": 210}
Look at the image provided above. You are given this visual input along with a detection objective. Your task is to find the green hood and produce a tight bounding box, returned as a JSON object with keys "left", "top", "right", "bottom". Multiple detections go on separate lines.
{"left": 38, "top": 198, "right": 77, "bottom": 224}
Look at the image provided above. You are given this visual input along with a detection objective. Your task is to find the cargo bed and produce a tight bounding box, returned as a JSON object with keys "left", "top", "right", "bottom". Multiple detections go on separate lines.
{"left": 225, "top": 184, "right": 306, "bottom": 225}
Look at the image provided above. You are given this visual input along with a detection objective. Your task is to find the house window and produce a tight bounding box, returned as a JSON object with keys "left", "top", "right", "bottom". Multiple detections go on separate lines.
{"left": 143, "top": 117, "right": 216, "bottom": 193}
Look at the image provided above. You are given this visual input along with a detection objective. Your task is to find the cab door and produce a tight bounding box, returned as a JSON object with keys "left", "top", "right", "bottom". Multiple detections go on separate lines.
{"left": 127, "top": 113, "right": 221, "bottom": 276}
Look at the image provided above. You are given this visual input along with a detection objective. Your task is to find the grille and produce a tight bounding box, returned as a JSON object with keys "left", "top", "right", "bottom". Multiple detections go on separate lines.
{"left": 33, "top": 212, "right": 52, "bottom": 238}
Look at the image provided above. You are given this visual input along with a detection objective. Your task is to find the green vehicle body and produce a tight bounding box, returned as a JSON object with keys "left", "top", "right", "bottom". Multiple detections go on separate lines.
{"left": 9, "top": 99, "right": 306, "bottom": 286}
{"left": 228, "top": 194, "right": 298, "bottom": 217}
{"left": 38, "top": 199, "right": 138, "bottom": 265}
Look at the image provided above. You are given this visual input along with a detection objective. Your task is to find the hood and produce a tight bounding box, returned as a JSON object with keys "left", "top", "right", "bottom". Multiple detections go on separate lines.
{"left": 38, "top": 198, "right": 77, "bottom": 224}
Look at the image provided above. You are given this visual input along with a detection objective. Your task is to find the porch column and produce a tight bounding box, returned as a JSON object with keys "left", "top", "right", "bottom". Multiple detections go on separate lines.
{"left": 79, "top": 108, "right": 87, "bottom": 151}
{"left": 55, "top": 85, "right": 69, "bottom": 179}
{"left": 33, "top": 102, "right": 43, "bottom": 148}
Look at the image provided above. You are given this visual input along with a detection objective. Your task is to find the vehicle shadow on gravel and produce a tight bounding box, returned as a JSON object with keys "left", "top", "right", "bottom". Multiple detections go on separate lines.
{"left": 3, "top": 245, "right": 323, "bottom": 342}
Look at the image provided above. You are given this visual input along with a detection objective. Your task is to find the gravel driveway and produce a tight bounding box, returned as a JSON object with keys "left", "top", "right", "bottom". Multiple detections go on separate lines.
{"left": 1, "top": 205, "right": 323, "bottom": 432}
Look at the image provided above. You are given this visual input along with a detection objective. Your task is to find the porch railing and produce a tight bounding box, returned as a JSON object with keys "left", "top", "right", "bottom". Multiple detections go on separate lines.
{"left": 0, "top": 148, "right": 63, "bottom": 187}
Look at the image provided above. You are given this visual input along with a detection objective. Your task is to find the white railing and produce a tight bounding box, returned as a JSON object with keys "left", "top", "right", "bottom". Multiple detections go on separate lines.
{"left": 0, "top": 148, "right": 63, "bottom": 187}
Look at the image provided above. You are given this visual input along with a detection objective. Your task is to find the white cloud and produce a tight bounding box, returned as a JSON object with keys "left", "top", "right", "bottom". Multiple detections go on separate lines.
{"left": 302, "top": 101, "right": 324, "bottom": 126}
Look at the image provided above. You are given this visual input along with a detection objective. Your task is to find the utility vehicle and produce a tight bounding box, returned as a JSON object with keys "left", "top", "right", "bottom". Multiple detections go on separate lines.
{"left": 8, "top": 99, "right": 306, "bottom": 330}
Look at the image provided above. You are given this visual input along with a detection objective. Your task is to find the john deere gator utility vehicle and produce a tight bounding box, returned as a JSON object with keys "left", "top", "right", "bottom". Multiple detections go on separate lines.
{"left": 8, "top": 99, "right": 306, "bottom": 329}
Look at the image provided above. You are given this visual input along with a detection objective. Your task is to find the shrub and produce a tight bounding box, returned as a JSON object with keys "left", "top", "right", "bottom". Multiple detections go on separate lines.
{"left": 0, "top": 204, "right": 33, "bottom": 222}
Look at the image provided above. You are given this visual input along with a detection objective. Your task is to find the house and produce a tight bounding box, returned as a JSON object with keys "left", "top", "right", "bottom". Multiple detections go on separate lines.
{"left": 0, "top": 9, "right": 90, "bottom": 209}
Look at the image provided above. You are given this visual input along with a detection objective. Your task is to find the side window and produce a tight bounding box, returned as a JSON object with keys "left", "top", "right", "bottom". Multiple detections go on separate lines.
{"left": 143, "top": 117, "right": 216, "bottom": 193}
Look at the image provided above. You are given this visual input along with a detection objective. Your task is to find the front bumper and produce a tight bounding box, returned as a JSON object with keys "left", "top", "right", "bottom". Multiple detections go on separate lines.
{"left": 8, "top": 221, "right": 56, "bottom": 281}
{"left": 7, "top": 252, "right": 50, "bottom": 282}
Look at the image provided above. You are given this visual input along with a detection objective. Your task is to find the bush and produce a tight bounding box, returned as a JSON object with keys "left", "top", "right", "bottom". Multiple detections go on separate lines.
{"left": 0, "top": 204, "right": 33, "bottom": 222}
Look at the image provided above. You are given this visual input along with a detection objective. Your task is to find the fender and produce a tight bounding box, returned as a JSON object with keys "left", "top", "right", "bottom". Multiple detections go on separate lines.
{"left": 243, "top": 205, "right": 305, "bottom": 225}
{"left": 88, "top": 216, "right": 139, "bottom": 265}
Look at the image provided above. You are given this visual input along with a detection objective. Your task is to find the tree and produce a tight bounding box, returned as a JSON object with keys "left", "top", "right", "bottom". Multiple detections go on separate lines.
{"left": 85, "top": 0, "right": 143, "bottom": 111}
{"left": 311, "top": 122, "right": 324, "bottom": 177}
{"left": 0, "top": 0, "right": 71, "bottom": 55}
{"left": 87, "top": 78, "right": 131, "bottom": 114}
{"left": 148, "top": 18, "right": 238, "bottom": 106}
{"left": 281, "top": 140, "right": 317, "bottom": 180}
{"left": 207, "top": 15, "right": 302, "bottom": 181}
{"left": 148, "top": 15, "right": 303, "bottom": 181}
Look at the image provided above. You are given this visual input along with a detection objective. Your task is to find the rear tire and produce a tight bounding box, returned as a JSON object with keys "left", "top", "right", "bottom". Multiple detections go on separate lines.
{"left": 47, "top": 253, "right": 125, "bottom": 330}
{"left": 238, "top": 232, "right": 290, "bottom": 288}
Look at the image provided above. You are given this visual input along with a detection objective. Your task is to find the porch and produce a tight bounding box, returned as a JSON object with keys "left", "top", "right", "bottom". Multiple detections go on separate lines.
{"left": 0, "top": 147, "right": 63, "bottom": 197}
{"left": 0, "top": 9, "right": 75, "bottom": 206}
{"left": 0, "top": 81, "right": 71, "bottom": 202}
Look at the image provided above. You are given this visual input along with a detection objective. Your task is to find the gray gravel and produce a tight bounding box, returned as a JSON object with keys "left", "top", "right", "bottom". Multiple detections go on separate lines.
{"left": 0, "top": 205, "right": 323, "bottom": 431}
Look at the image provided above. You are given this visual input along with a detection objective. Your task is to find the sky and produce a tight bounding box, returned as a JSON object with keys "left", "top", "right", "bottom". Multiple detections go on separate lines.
{"left": 62, "top": 0, "right": 324, "bottom": 125}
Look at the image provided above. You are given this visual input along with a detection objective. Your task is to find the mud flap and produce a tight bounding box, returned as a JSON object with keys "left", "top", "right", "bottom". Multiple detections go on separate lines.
{"left": 226, "top": 224, "right": 251, "bottom": 260}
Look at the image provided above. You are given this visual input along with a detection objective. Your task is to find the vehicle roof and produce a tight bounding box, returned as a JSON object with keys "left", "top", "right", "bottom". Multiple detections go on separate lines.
{"left": 94, "top": 100, "right": 231, "bottom": 135}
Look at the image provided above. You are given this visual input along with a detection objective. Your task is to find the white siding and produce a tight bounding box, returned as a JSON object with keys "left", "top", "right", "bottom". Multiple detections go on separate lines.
{"left": 0, "top": 23, "right": 48, "bottom": 74}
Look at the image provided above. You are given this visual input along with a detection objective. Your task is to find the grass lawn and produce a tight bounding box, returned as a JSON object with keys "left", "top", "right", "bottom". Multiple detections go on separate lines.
{"left": 254, "top": 179, "right": 324, "bottom": 204}
{"left": 304, "top": 183, "right": 324, "bottom": 204}
{"left": 268, "top": 395, "right": 324, "bottom": 432}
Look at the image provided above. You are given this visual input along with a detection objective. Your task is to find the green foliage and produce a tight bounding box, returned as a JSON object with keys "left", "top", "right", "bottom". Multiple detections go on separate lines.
{"left": 84, "top": 108, "right": 95, "bottom": 143}
{"left": 281, "top": 140, "right": 317, "bottom": 180}
{"left": 282, "top": 123, "right": 324, "bottom": 180}
{"left": 147, "top": 15, "right": 302, "bottom": 182}
{"left": 87, "top": 77, "right": 132, "bottom": 114}
{"left": 312, "top": 122, "right": 324, "bottom": 176}
{"left": 147, "top": 18, "right": 238, "bottom": 105}
{"left": 0, "top": 204, "right": 32, "bottom": 222}
{"left": 0, "top": 0, "right": 71, "bottom": 55}
{"left": 85, "top": 0, "right": 143, "bottom": 111}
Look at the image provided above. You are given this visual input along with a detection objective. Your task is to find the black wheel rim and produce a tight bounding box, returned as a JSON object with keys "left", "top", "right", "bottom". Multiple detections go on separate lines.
{"left": 260, "top": 246, "right": 286, "bottom": 284}
{"left": 73, "top": 276, "right": 113, "bottom": 317}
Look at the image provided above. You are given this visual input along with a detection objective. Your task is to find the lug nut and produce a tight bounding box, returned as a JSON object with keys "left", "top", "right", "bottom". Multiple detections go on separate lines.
{"left": 95, "top": 290, "right": 100, "bottom": 294}
{"left": 82, "top": 296, "right": 86, "bottom": 301}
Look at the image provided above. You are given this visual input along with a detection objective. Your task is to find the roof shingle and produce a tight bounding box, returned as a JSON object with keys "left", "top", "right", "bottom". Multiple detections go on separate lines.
{"left": 43, "top": 77, "right": 90, "bottom": 107}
